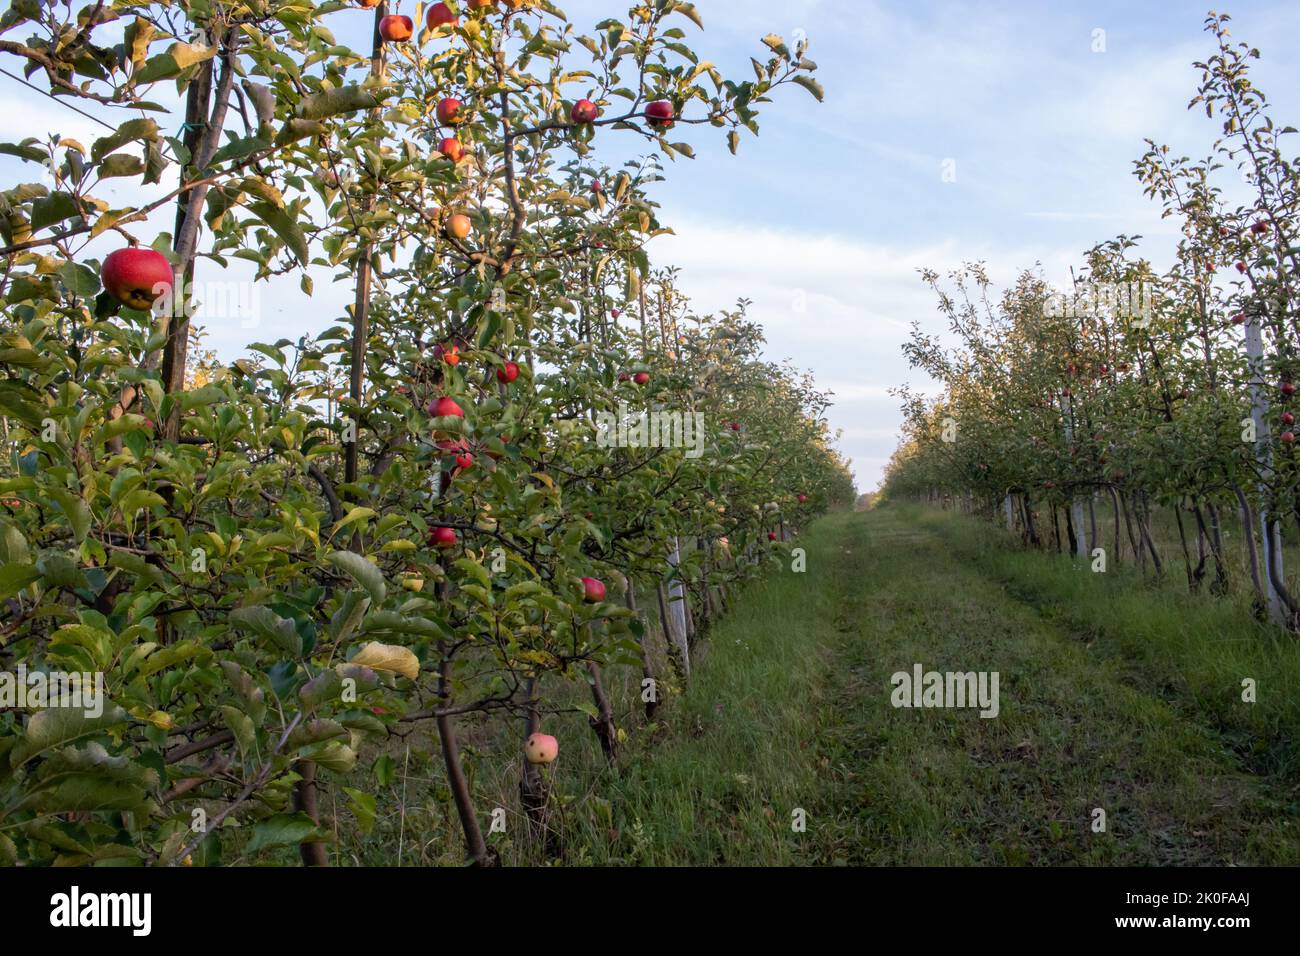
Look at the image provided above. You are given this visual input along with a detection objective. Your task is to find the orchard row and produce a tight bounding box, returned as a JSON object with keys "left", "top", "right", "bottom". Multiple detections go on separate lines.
{"left": 884, "top": 14, "right": 1300, "bottom": 630}
{"left": 0, "top": 1, "right": 849, "bottom": 865}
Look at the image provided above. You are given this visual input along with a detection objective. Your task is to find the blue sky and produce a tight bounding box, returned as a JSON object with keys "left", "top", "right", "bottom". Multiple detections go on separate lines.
{"left": 4, "top": 1, "right": 1300, "bottom": 489}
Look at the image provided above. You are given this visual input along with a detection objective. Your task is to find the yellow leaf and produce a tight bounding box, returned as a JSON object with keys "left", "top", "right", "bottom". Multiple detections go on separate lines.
{"left": 350, "top": 642, "right": 419, "bottom": 680}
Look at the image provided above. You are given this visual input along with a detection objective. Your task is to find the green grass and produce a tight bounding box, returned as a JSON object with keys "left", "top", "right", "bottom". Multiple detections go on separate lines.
{"left": 333, "top": 505, "right": 1300, "bottom": 865}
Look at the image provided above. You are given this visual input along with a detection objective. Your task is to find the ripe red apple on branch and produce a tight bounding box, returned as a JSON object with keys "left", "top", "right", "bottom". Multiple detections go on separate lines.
{"left": 645, "top": 99, "right": 674, "bottom": 128}
{"left": 496, "top": 361, "right": 520, "bottom": 383}
{"left": 436, "top": 97, "right": 463, "bottom": 124}
{"left": 447, "top": 214, "right": 472, "bottom": 239}
{"left": 439, "top": 137, "right": 465, "bottom": 162}
{"left": 571, "top": 99, "right": 599, "bottom": 124}
{"left": 379, "top": 15, "right": 413, "bottom": 42}
{"left": 1282, "top": 382, "right": 1296, "bottom": 397}
{"left": 102, "top": 247, "right": 173, "bottom": 310}
{"left": 633, "top": 372, "right": 650, "bottom": 385}
{"left": 430, "top": 526, "right": 458, "bottom": 549}
{"left": 426, "top": 3, "right": 457, "bottom": 29}
{"left": 581, "top": 577, "right": 606, "bottom": 602}
{"left": 428, "top": 396, "right": 465, "bottom": 418}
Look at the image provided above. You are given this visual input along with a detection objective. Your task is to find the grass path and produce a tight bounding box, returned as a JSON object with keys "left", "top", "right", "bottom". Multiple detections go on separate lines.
{"left": 585, "top": 505, "right": 1300, "bottom": 865}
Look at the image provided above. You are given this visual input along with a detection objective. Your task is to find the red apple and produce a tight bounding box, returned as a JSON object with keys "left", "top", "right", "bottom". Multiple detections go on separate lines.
{"left": 610, "top": 308, "right": 620, "bottom": 318}
{"left": 426, "top": 2, "right": 457, "bottom": 29}
{"left": 435, "top": 342, "right": 460, "bottom": 365}
{"left": 1283, "top": 382, "right": 1297, "bottom": 397}
{"left": 1283, "top": 412, "right": 1295, "bottom": 425}
{"left": 439, "top": 137, "right": 465, "bottom": 162}
{"left": 379, "top": 15, "right": 413, "bottom": 41}
{"left": 524, "top": 732, "right": 558, "bottom": 764}
{"left": 581, "top": 576, "right": 605, "bottom": 603}
{"left": 430, "top": 526, "right": 458, "bottom": 549}
{"left": 767, "top": 532, "right": 777, "bottom": 541}
{"left": 1252, "top": 220, "right": 1269, "bottom": 235}
{"left": 617, "top": 372, "right": 629, "bottom": 382}
{"left": 357, "top": 0, "right": 380, "bottom": 7}
{"left": 1232, "top": 312, "right": 1245, "bottom": 324}
{"left": 102, "top": 247, "right": 173, "bottom": 310}
{"left": 436, "top": 97, "right": 462, "bottom": 125}
{"left": 496, "top": 361, "right": 520, "bottom": 384}
{"left": 590, "top": 180, "right": 602, "bottom": 193}
{"left": 447, "top": 213, "right": 472, "bottom": 239}
{"left": 645, "top": 99, "right": 674, "bottom": 128}
{"left": 797, "top": 494, "right": 807, "bottom": 503}
{"left": 455, "top": 453, "right": 473, "bottom": 470}
{"left": 633, "top": 372, "right": 650, "bottom": 385}
{"left": 1236, "top": 261, "right": 1248, "bottom": 273}
{"left": 1283, "top": 431, "right": 1296, "bottom": 444}
{"left": 730, "top": 422, "right": 740, "bottom": 431}
{"left": 571, "top": 99, "right": 599, "bottom": 124}
{"left": 429, "top": 396, "right": 464, "bottom": 418}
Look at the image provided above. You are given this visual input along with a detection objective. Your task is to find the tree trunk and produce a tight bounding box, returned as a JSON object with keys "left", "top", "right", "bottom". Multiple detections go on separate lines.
{"left": 437, "top": 658, "right": 493, "bottom": 866}
{"left": 657, "top": 580, "right": 688, "bottom": 678}
{"left": 1234, "top": 484, "right": 1267, "bottom": 613}
{"left": 293, "top": 760, "right": 329, "bottom": 866}
{"left": 518, "top": 676, "right": 554, "bottom": 853}
{"left": 625, "top": 579, "right": 658, "bottom": 720}
{"left": 586, "top": 660, "right": 618, "bottom": 764}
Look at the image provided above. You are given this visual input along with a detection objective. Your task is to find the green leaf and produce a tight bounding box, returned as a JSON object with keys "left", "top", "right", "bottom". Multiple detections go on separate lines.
{"left": 244, "top": 813, "right": 325, "bottom": 854}
{"left": 49, "top": 488, "right": 91, "bottom": 543}
{"left": 91, "top": 118, "right": 160, "bottom": 162}
{"left": 792, "top": 75, "right": 825, "bottom": 102}
{"left": 342, "top": 787, "right": 377, "bottom": 835}
{"left": 329, "top": 589, "right": 370, "bottom": 643}
{"left": 30, "top": 192, "right": 79, "bottom": 232}
{"left": 295, "top": 85, "right": 381, "bottom": 120}
{"left": 248, "top": 200, "right": 309, "bottom": 265}
{"left": 132, "top": 43, "right": 215, "bottom": 85}
{"left": 231, "top": 606, "right": 303, "bottom": 657}
{"left": 10, "top": 705, "right": 130, "bottom": 769}
{"left": 59, "top": 260, "right": 99, "bottom": 296}
{"left": 0, "top": 562, "right": 40, "bottom": 601}
{"left": 220, "top": 705, "right": 257, "bottom": 759}
{"left": 325, "top": 550, "right": 386, "bottom": 606}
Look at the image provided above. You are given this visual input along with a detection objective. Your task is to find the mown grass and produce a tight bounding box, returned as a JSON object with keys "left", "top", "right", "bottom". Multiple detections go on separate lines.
{"left": 329, "top": 505, "right": 1300, "bottom": 865}
{"left": 815, "top": 505, "right": 1300, "bottom": 865}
